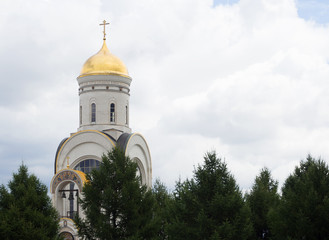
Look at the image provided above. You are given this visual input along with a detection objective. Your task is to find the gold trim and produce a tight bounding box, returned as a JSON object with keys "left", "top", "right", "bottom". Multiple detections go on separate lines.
{"left": 124, "top": 133, "right": 151, "bottom": 158}
{"left": 124, "top": 133, "right": 137, "bottom": 155}
{"left": 55, "top": 130, "right": 115, "bottom": 173}
{"left": 124, "top": 133, "right": 152, "bottom": 187}
{"left": 60, "top": 217, "right": 76, "bottom": 224}
{"left": 50, "top": 168, "right": 87, "bottom": 194}
{"left": 78, "top": 71, "right": 132, "bottom": 79}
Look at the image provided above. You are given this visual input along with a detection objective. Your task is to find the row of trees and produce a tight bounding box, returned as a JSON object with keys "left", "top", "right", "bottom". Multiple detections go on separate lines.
{"left": 246, "top": 155, "right": 329, "bottom": 240}
{"left": 1, "top": 148, "right": 329, "bottom": 239}
{"left": 76, "top": 149, "right": 329, "bottom": 240}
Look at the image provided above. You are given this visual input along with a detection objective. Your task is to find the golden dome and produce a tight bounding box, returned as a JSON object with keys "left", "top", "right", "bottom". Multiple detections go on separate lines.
{"left": 79, "top": 40, "right": 129, "bottom": 78}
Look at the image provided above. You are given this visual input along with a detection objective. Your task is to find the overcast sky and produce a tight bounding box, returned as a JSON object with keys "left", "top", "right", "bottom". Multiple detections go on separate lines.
{"left": 1, "top": 0, "right": 329, "bottom": 191}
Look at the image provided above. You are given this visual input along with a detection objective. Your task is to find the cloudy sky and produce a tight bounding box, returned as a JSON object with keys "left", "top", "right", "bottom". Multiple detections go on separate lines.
{"left": 1, "top": 0, "right": 329, "bottom": 191}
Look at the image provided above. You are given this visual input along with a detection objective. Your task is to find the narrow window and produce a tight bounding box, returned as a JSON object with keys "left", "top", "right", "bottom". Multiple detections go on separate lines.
{"left": 91, "top": 103, "right": 96, "bottom": 123}
{"left": 110, "top": 103, "right": 115, "bottom": 123}
{"left": 79, "top": 106, "right": 82, "bottom": 125}
{"left": 125, "top": 105, "right": 128, "bottom": 124}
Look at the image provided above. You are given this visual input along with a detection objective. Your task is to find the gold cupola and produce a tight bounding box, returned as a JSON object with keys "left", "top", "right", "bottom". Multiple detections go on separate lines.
{"left": 79, "top": 39, "right": 129, "bottom": 78}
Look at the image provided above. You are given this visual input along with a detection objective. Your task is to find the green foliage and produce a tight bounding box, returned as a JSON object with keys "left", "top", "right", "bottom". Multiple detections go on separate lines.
{"left": 168, "top": 151, "right": 253, "bottom": 240}
{"left": 152, "top": 179, "right": 173, "bottom": 240}
{"left": 271, "top": 155, "right": 329, "bottom": 240}
{"left": 0, "top": 164, "right": 60, "bottom": 240}
{"left": 246, "top": 167, "right": 280, "bottom": 239}
{"left": 75, "top": 147, "right": 158, "bottom": 240}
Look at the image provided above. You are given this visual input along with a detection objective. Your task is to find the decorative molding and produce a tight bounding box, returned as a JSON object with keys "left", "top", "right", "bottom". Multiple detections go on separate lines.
{"left": 51, "top": 169, "right": 85, "bottom": 193}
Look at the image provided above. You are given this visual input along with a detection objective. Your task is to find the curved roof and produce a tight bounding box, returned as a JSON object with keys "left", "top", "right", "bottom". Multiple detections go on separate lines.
{"left": 54, "top": 130, "right": 116, "bottom": 174}
{"left": 78, "top": 40, "right": 129, "bottom": 78}
{"left": 117, "top": 133, "right": 133, "bottom": 152}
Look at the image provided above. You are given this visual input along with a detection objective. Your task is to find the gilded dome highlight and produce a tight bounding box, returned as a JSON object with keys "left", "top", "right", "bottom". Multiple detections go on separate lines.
{"left": 79, "top": 40, "right": 129, "bottom": 78}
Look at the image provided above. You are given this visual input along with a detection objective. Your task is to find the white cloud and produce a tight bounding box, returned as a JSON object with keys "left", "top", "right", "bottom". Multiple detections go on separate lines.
{"left": 1, "top": 0, "right": 329, "bottom": 192}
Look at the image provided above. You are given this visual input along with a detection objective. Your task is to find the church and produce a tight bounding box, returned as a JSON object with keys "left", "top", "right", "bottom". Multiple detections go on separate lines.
{"left": 50, "top": 21, "right": 152, "bottom": 239}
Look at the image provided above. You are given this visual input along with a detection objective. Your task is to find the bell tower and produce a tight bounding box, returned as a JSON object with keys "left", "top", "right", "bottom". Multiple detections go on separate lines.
{"left": 77, "top": 20, "right": 132, "bottom": 139}
{"left": 51, "top": 21, "right": 152, "bottom": 239}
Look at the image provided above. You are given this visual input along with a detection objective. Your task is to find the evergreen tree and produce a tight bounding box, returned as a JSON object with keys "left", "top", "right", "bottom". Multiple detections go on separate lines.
{"left": 152, "top": 179, "right": 172, "bottom": 240}
{"left": 0, "top": 164, "right": 60, "bottom": 240}
{"left": 245, "top": 168, "right": 280, "bottom": 240}
{"left": 168, "top": 151, "right": 252, "bottom": 240}
{"left": 75, "top": 147, "right": 158, "bottom": 240}
{"left": 272, "top": 155, "right": 329, "bottom": 240}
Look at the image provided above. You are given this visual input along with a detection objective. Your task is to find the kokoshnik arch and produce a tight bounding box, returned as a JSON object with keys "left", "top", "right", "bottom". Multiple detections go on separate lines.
{"left": 50, "top": 20, "right": 152, "bottom": 239}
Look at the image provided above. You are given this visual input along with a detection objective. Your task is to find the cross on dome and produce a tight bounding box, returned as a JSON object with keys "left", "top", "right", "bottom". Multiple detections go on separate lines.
{"left": 79, "top": 20, "right": 129, "bottom": 78}
{"left": 100, "top": 20, "right": 110, "bottom": 40}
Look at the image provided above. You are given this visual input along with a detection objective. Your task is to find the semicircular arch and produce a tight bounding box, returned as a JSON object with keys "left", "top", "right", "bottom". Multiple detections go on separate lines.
{"left": 55, "top": 130, "right": 115, "bottom": 173}
{"left": 50, "top": 169, "right": 86, "bottom": 194}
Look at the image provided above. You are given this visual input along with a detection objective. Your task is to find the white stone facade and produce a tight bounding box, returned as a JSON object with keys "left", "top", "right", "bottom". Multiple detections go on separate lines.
{"left": 77, "top": 74, "right": 132, "bottom": 139}
{"left": 50, "top": 39, "right": 152, "bottom": 240}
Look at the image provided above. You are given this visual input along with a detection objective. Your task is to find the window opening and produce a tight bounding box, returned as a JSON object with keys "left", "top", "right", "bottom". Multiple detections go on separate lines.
{"left": 74, "top": 159, "right": 101, "bottom": 174}
{"left": 79, "top": 106, "right": 82, "bottom": 125}
{"left": 91, "top": 103, "right": 96, "bottom": 123}
{"left": 125, "top": 105, "right": 128, "bottom": 124}
{"left": 110, "top": 103, "right": 115, "bottom": 123}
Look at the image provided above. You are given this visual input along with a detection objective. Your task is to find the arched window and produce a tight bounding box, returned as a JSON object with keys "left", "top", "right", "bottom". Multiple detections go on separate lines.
{"left": 74, "top": 159, "right": 101, "bottom": 174}
{"left": 91, "top": 103, "right": 96, "bottom": 123}
{"left": 125, "top": 105, "right": 128, "bottom": 125}
{"left": 59, "top": 232, "right": 74, "bottom": 240}
{"left": 79, "top": 106, "right": 82, "bottom": 125}
{"left": 110, "top": 103, "right": 115, "bottom": 123}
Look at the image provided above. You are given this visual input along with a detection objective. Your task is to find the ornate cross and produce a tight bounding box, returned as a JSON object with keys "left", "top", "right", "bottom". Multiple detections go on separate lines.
{"left": 100, "top": 20, "right": 110, "bottom": 40}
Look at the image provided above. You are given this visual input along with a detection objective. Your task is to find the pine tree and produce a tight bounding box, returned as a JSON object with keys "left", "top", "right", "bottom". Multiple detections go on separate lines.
{"left": 246, "top": 167, "right": 280, "bottom": 239}
{"left": 0, "top": 164, "right": 60, "bottom": 240}
{"left": 272, "top": 155, "right": 329, "bottom": 240}
{"left": 168, "top": 151, "right": 252, "bottom": 240}
{"left": 152, "top": 179, "right": 172, "bottom": 240}
{"left": 75, "top": 147, "right": 158, "bottom": 240}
